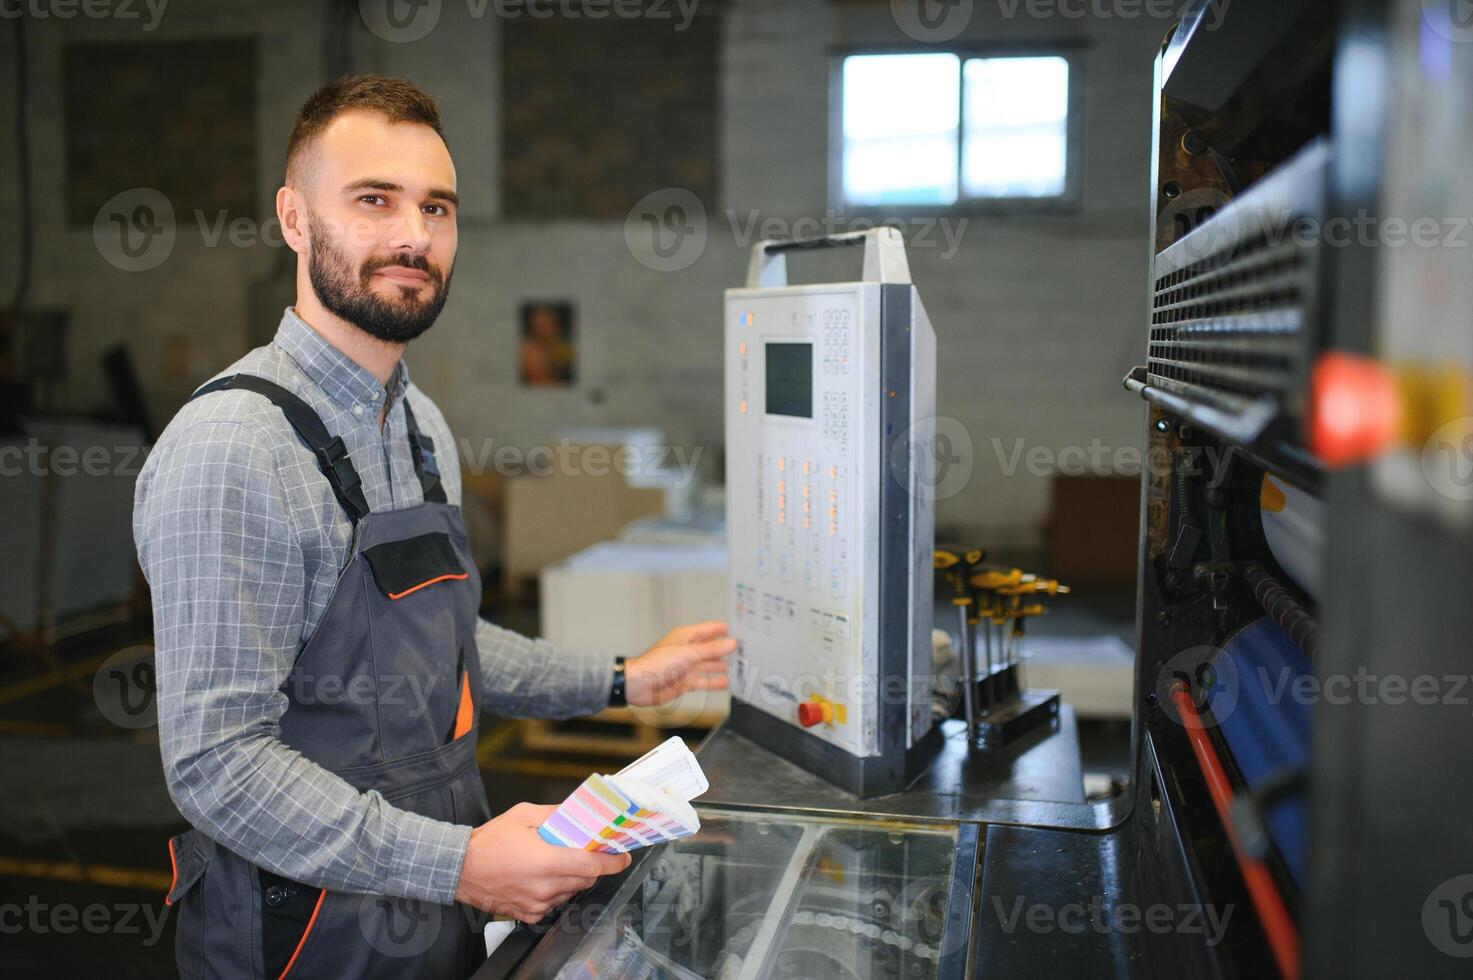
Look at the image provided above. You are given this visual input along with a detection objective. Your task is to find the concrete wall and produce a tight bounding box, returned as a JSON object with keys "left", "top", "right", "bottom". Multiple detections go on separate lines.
{"left": 0, "top": 0, "right": 1168, "bottom": 543}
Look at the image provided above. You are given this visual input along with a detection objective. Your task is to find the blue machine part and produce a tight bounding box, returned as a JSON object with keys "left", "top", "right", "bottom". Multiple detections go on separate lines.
{"left": 1213, "top": 617, "right": 1311, "bottom": 887}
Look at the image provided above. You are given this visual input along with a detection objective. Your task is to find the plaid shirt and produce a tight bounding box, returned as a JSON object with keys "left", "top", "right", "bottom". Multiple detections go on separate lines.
{"left": 134, "top": 308, "right": 612, "bottom": 906}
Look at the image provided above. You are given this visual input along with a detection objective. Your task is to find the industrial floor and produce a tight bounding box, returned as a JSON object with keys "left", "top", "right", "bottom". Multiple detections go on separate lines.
{"left": 0, "top": 594, "right": 1131, "bottom": 976}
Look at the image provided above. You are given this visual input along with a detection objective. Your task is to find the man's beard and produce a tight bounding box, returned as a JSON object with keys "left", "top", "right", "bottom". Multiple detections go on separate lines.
{"left": 307, "top": 212, "right": 453, "bottom": 343}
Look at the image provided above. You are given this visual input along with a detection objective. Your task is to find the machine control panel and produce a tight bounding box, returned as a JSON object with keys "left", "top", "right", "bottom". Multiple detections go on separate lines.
{"left": 724, "top": 231, "right": 937, "bottom": 794}
{"left": 728, "top": 291, "right": 873, "bottom": 753}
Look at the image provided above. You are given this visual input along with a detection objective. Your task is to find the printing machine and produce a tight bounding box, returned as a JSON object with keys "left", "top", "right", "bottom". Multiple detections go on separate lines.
{"left": 479, "top": 2, "right": 1473, "bottom": 976}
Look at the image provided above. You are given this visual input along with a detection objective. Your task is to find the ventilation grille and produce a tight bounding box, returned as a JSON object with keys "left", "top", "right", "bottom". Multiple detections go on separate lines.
{"left": 1146, "top": 140, "right": 1328, "bottom": 430}
{"left": 1149, "top": 234, "right": 1310, "bottom": 415}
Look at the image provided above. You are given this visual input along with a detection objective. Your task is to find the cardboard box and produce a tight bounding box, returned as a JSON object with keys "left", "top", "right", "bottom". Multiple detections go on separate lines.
{"left": 501, "top": 444, "right": 668, "bottom": 579}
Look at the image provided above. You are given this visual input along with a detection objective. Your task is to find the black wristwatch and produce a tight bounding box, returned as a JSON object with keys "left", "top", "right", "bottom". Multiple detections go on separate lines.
{"left": 609, "top": 657, "right": 628, "bottom": 708}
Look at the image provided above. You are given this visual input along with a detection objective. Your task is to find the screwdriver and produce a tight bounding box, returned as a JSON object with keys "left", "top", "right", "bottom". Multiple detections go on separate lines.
{"left": 935, "top": 546, "right": 986, "bottom": 736}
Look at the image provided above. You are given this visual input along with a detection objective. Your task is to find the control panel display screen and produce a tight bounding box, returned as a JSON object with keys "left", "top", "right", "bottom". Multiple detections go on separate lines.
{"left": 765, "top": 343, "right": 813, "bottom": 418}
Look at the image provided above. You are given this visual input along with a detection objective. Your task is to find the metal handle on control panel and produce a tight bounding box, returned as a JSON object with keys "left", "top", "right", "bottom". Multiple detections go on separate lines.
{"left": 744, "top": 227, "right": 913, "bottom": 289}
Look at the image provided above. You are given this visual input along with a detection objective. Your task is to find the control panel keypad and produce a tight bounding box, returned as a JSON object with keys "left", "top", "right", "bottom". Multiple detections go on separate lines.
{"left": 822, "top": 390, "right": 850, "bottom": 449}
{"left": 822, "top": 309, "right": 850, "bottom": 377}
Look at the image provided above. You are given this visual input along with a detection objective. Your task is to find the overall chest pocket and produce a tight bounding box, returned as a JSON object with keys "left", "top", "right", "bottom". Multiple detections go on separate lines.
{"left": 361, "top": 531, "right": 478, "bottom": 759}
{"left": 361, "top": 532, "right": 468, "bottom": 600}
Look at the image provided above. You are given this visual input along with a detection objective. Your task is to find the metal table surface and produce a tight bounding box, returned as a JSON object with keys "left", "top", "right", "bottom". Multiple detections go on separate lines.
{"left": 968, "top": 823, "right": 1138, "bottom": 975}
{"left": 696, "top": 710, "right": 1101, "bottom": 829}
{"left": 475, "top": 709, "right": 1144, "bottom": 979}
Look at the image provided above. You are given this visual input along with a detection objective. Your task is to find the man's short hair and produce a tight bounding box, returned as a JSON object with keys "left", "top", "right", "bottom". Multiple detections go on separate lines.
{"left": 285, "top": 74, "right": 446, "bottom": 185}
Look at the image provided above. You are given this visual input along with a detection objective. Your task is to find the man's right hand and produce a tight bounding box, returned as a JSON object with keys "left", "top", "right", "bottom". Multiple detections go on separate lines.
{"left": 453, "top": 802, "right": 632, "bottom": 923}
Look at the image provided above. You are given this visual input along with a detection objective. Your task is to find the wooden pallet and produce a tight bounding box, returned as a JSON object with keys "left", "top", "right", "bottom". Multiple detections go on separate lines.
{"left": 517, "top": 703, "right": 728, "bottom": 759}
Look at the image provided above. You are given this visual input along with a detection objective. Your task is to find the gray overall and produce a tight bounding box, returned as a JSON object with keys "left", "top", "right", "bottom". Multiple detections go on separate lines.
{"left": 164, "top": 374, "right": 492, "bottom": 978}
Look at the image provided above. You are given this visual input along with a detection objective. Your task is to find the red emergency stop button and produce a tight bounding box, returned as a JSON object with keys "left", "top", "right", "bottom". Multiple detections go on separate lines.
{"left": 797, "top": 701, "right": 824, "bottom": 727}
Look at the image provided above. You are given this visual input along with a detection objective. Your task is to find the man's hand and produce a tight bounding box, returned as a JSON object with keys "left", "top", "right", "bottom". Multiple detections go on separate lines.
{"left": 625, "top": 620, "right": 735, "bottom": 708}
{"left": 453, "top": 803, "right": 631, "bottom": 923}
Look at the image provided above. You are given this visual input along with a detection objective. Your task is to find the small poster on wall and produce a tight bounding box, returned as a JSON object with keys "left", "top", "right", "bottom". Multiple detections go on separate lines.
{"left": 518, "top": 301, "right": 576, "bottom": 387}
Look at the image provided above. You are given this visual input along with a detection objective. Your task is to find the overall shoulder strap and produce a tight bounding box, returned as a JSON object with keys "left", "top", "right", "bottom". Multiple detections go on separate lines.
{"left": 400, "top": 397, "right": 448, "bottom": 505}
{"left": 190, "top": 374, "right": 372, "bottom": 523}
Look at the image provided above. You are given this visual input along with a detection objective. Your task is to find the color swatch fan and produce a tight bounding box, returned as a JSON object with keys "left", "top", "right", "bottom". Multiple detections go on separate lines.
{"left": 537, "top": 737, "right": 708, "bottom": 853}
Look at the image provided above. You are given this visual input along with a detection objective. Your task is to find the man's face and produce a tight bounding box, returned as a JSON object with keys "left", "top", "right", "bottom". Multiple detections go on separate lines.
{"left": 299, "top": 109, "right": 458, "bottom": 343}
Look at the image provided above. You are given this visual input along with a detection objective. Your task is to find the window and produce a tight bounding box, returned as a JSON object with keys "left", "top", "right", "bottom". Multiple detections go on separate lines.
{"left": 840, "top": 53, "right": 961, "bottom": 207}
{"left": 836, "top": 51, "right": 1074, "bottom": 210}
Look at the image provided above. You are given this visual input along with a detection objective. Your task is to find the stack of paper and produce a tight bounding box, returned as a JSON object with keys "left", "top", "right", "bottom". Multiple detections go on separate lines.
{"left": 537, "top": 737, "right": 708, "bottom": 853}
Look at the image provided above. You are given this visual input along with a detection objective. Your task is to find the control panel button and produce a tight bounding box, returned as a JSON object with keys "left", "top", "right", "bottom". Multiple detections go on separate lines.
{"left": 797, "top": 701, "right": 824, "bottom": 728}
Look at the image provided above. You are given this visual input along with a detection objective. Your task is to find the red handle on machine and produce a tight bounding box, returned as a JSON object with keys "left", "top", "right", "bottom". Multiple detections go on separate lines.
{"left": 1170, "top": 681, "right": 1302, "bottom": 980}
